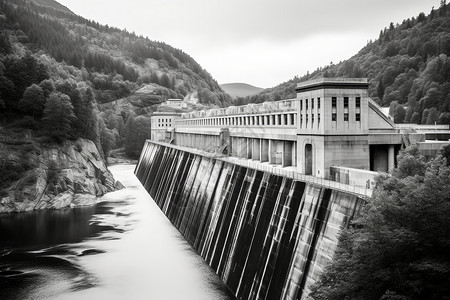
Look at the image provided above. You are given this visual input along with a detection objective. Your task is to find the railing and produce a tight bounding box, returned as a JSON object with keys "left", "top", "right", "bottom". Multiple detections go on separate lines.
{"left": 181, "top": 98, "right": 297, "bottom": 119}
{"left": 146, "top": 140, "right": 373, "bottom": 199}
{"left": 222, "top": 156, "right": 373, "bottom": 198}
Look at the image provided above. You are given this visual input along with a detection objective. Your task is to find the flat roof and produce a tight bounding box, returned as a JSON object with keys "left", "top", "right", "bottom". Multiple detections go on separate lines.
{"left": 296, "top": 77, "right": 369, "bottom": 93}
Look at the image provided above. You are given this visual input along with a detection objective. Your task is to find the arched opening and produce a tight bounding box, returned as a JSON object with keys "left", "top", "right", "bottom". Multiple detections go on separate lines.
{"left": 305, "top": 144, "right": 313, "bottom": 175}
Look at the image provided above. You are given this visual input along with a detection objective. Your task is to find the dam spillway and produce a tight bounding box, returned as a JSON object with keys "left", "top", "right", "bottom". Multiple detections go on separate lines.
{"left": 135, "top": 140, "right": 366, "bottom": 299}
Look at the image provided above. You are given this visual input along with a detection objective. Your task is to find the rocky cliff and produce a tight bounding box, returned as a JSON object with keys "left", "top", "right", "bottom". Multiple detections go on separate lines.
{"left": 0, "top": 138, "right": 122, "bottom": 213}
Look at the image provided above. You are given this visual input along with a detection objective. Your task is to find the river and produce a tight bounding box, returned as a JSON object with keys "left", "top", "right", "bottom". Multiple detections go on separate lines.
{"left": 0, "top": 164, "right": 236, "bottom": 300}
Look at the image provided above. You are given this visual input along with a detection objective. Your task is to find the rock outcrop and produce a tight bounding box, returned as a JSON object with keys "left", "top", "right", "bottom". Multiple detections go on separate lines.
{"left": 0, "top": 138, "right": 122, "bottom": 213}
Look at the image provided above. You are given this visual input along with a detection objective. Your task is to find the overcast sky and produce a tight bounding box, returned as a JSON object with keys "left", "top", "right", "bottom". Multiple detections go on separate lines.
{"left": 57, "top": 0, "right": 438, "bottom": 88}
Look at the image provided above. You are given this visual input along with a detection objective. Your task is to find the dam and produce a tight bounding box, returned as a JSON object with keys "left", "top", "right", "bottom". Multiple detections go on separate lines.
{"left": 135, "top": 141, "right": 366, "bottom": 299}
{"left": 137, "top": 78, "right": 450, "bottom": 299}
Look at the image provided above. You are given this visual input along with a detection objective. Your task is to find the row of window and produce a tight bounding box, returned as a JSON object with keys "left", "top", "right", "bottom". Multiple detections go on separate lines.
{"left": 178, "top": 113, "right": 297, "bottom": 127}
{"left": 299, "top": 113, "right": 321, "bottom": 129}
{"left": 300, "top": 97, "right": 321, "bottom": 111}
{"left": 331, "top": 96, "right": 361, "bottom": 109}
{"left": 157, "top": 118, "right": 172, "bottom": 122}
{"left": 331, "top": 113, "right": 361, "bottom": 122}
{"left": 331, "top": 96, "right": 361, "bottom": 122}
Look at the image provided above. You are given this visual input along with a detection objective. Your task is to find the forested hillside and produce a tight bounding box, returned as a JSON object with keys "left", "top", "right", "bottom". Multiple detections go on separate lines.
{"left": 0, "top": 0, "right": 231, "bottom": 107}
{"left": 0, "top": 0, "right": 234, "bottom": 196}
{"left": 237, "top": 2, "right": 450, "bottom": 125}
{"left": 0, "top": 0, "right": 233, "bottom": 156}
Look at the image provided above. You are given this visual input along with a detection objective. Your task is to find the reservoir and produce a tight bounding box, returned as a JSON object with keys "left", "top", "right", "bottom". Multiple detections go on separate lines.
{"left": 0, "top": 164, "right": 235, "bottom": 300}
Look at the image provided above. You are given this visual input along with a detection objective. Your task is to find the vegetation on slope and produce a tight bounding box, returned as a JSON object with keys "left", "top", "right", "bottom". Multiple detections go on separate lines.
{"left": 0, "top": 0, "right": 231, "bottom": 107}
{"left": 236, "top": 3, "right": 450, "bottom": 126}
{"left": 0, "top": 0, "right": 235, "bottom": 196}
{"left": 309, "top": 145, "right": 450, "bottom": 299}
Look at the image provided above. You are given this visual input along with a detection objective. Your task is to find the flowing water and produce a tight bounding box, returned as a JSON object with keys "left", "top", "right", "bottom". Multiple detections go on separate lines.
{"left": 0, "top": 164, "right": 235, "bottom": 300}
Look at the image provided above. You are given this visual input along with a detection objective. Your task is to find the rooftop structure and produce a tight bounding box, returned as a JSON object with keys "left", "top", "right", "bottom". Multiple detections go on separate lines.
{"left": 161, "top": 98, "right": 186, "bottom": 109}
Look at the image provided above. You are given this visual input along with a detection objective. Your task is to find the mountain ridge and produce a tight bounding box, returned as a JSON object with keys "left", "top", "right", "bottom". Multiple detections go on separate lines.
{"left": 220, "top": 82, "right": 264, "bottom": 99}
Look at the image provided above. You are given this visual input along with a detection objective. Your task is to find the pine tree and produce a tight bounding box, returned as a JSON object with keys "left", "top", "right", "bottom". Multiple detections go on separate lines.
{"left": 42, "top": 92, "right": 76, "bottom": 140}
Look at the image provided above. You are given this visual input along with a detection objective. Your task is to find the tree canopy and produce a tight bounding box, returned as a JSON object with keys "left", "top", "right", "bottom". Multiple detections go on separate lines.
{"left": 123, "top": 115, "right": 152, "bottom": 158}
{"left": 17, "top": 84, "right": 46, "bottom": 119}
{"left": 42, "top": 92, "right": 76, "bottom": 140}
{"left": 310, "top": 145, "right": 450, "bottom": 300}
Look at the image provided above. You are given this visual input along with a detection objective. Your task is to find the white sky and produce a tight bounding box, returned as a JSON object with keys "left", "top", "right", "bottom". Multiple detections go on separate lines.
{"left": 57, "top": 0, "right": 438, "bottom": 88}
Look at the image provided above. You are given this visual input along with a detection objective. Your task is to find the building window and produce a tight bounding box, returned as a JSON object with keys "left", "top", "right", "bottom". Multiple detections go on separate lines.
{"left": 356, "top": 97, "right": 361, "bottom": 108}
{"left": 332, "top": 97, "right": 337, "bottom": 108}
{"left": 356, "top": 113, "right": 361, "bottom": 121}
{"left": 344, "top": 97, "right": 349, "bottom": 108}
{"left": 332, "top": 113, "right": 337, "bottom": 121}
{"left": 306, "top": 99, "right": 309, "bottom": 110}
{"left": 311, "top": 98, "right": 314, "bottom": 109}
{"left": 291, "top": 114, "right": 295, "bottom": 125}
{"left": 344, "top": 113, "right": 349, "bottom": 121}
{"left": 261, "top": 116, "right": 265, "bottom": 125}
{"left": 318, "top": 97, "right": 320, "bottom": 109}
{"left": 300, "top": 100, "right": 303, "bottom": 110}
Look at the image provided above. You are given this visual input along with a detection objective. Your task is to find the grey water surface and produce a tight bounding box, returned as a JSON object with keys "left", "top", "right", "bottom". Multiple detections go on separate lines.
{"left": 0, "top": 164, "right": 235, "bottom": 300}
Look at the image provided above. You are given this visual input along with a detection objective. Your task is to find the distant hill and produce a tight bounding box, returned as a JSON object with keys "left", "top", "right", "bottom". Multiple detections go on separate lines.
{"left": 238, "top": 4, "right": 450, "bottom": 126}
{"left": 220, "top": 83, "right": 264, "bottom": 99}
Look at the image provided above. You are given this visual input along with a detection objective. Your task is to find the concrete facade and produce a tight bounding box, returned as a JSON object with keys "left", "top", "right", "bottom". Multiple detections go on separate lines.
{"left": 150, "top": 112, "right": 180, "bottom": 142}
{"left": 150, "top": 78, "right": 450, "bottom": 180}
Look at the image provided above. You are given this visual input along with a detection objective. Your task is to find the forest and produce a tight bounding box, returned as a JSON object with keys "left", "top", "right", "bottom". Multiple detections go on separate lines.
{"left": 310, "top": 145, "right": 450, "bottom": 299}
{"left": 0, "top": 0, "right": 232, "bottom": 195}
{"left": 238, "top": 2, "right": 450, "bottom": 126}
{"left": 0, "top": 0, "right": 233, "bottom": 149}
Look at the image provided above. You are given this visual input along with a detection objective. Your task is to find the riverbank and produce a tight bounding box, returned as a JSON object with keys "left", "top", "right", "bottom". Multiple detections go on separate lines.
{"left": 0, "top": 138, "right": 122, "bottom": 214}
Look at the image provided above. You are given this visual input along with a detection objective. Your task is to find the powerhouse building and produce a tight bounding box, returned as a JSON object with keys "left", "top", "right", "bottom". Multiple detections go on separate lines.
{"left": 151, "top": 78, "right": 450, "bottom": 180}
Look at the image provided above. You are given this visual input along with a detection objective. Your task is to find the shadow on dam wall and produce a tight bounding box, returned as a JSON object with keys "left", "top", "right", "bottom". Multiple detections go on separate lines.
{"left": 135, "top": 141, "right": 365, "bottom": 300}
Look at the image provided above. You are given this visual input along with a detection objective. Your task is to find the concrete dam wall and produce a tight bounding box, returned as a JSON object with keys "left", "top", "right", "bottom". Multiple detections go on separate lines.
{"left": 135, "top": 141, "right": 365, "bottom": 299}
